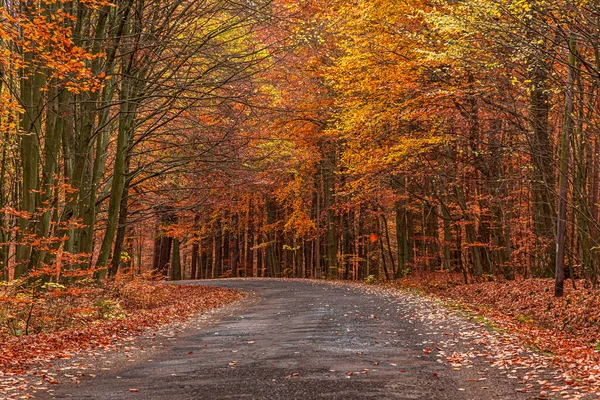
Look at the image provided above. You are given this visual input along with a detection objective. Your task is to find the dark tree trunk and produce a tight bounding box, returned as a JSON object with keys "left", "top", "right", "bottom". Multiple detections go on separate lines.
{"left": 170, "top": 238, "right": 181, "bottom": 281}
{"left": 191, "top": 242, "right": 199, "bottom": 280}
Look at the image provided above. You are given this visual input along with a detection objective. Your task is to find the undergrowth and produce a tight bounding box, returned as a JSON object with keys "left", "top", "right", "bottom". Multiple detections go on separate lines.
{"left": 0, "top": 274, "right": 242, "bottom": 372}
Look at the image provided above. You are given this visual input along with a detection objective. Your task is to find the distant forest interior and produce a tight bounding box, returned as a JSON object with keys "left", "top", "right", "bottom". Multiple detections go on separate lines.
{"left": 1, "top": 0, "right": 599, "bottom": 297}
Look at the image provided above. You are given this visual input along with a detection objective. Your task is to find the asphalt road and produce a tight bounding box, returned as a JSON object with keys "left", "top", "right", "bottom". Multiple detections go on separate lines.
{"left": 38, "top": 279, "right": 534, "bottom": 400}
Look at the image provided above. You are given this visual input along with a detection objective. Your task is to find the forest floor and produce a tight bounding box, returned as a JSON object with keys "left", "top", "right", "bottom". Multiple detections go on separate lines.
{"left": 0, "top": 279, "right": 243, "bottom": 399}
{"left": 384, "top": 274, "right": 600, "bottom": 398}
{"left": 19, "top": 278, "right": 593, "bottom": 400}
{"left": 2, "top": 278, "right": 598, "bottom": 399}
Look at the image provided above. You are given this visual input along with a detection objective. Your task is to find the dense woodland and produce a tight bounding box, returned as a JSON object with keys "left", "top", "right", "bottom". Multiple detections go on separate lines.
{"left": 2, "top": 0, "right": 600, "bottom": 297}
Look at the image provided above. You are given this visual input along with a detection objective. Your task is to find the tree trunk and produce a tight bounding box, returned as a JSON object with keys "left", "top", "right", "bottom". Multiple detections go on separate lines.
{"left": 529, "top": 47, "right": 556, "bottom": 277}
{"left": 191, "top": 242, "right": 199, "bottom": 280}
{"left": 171, "top": 238, "right": 181, "bottom": 281}
{"left": 555, "top": 36, "right": 576, "bottom": 297}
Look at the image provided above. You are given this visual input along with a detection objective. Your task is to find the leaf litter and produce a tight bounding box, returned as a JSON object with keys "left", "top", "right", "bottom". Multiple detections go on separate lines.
{"left": 0, "top": 282, "right": 242, "bottom": 399}
{"left": 355, "top": 275, "right": 600, "bottom": 399}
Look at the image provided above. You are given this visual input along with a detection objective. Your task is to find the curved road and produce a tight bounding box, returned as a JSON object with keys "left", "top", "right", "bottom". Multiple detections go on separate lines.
{"left": 40, "top": 279, "right": 533, "bottom": 399}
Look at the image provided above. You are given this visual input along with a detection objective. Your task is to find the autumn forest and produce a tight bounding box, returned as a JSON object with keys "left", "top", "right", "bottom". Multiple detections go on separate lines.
{"left": 2, "top": 0, "right": 600, "bottom": 397}
{"left": 1, "top": 0, "right": 593, "bottom": 291}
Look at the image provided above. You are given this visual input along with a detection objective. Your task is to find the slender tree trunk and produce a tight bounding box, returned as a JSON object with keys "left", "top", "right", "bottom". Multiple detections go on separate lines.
{"left": 381, "top": 212, "right": 396, "bottom": 276}
{"left": 170, "top": 238, "right": 181, "bottom": 281}
{"left": 315, "top": 175, "right": 321, "bottom": 278}
{"left": 109, "top": 169, "right": 132, "bottom": 277}
{"left": 529, "top": 47, "right": 556, "bottom": 277}
{"left": 16, "top": 0, "right": 47, "bottom": 275}
{"left": 555, "top": 36, "right": 576, "bottom": 297}
{"left": 152, "top": 208, "right": 174, "bottom": 276}
{"left": 190, "top": 217, "right": 199, "bottom": 280}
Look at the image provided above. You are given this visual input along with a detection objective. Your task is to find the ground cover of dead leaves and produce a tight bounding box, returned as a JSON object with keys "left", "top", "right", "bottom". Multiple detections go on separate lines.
{"left": 369, "top": 274, "right": 600, "bottom": 399}
{"left": 0, "top": 281, "right": 242, "bottom": 399}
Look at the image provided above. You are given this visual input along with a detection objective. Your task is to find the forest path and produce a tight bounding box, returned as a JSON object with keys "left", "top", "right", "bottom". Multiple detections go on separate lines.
{"left": 40, "top": 279, "right": 533, "bottom": 399}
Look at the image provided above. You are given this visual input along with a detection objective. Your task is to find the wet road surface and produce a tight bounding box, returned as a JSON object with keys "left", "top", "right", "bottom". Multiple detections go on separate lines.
{"left": 38, "top": 279, "right": 533, "bottom": 399}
